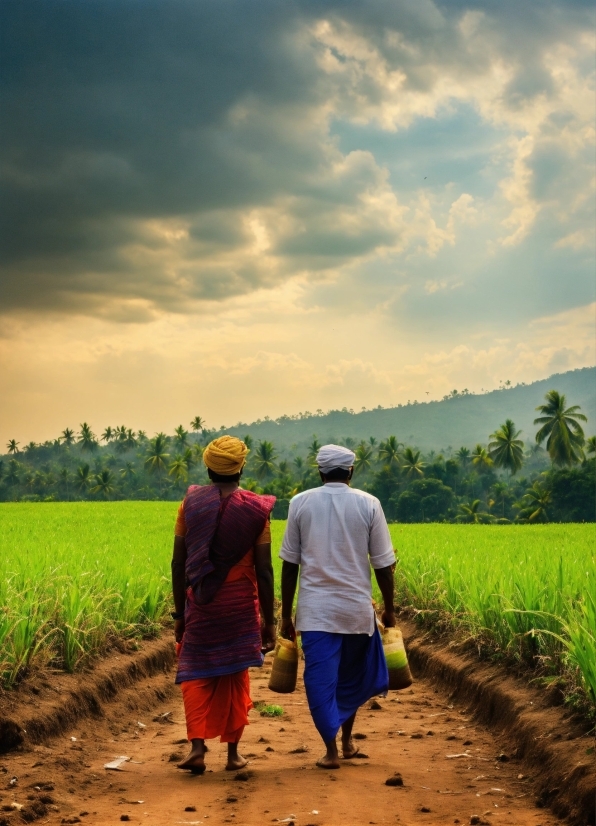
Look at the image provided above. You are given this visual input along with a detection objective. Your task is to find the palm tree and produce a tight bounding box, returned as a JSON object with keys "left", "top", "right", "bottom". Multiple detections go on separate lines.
{"left": 137, "top": 430, "right": 148, "bottom": 443}
{"left": 457, "top": 499, "right": 492, "bottom": 524}
{"left": 61, "top": 428, "right": 75, "bottom": 446}
{"left": 253, "top": 441, "right": 277, "bottom": 480}
{"left": 353, "top": 442, "right": 373, "bottom": 476}
{"left": 144, "top": 433, "right": 170, "bottom": 492}
{"left": 6, "top": 439, "right": 19, "bottom": 454}
{"left": 174, "top": 425, "right": 189, "bottom": 447}
{"left": 120, "top": 462, "right": 137, "bottom": 483}
{"left": 78, "top": 423, "right": 98, "bottom": 452}
{"left": 101, "top": 426, "right": 114, "bottom": 443}
{"left": 243, "top": 434, "right": 253, "bottom": 451}
{"left": 190, "top": 416, "right": 205, "bottom": 434}
{"left": 516, "top": 482, "right": 551, "bottom": 523}
{"left": 169, "top": 455, "right": 189, "bottom": 485}
{"left": 91, "top": 469, "right": 116, "bottom": 499}
{"left": 401, "top": 448, "right": 425, "bottom": 479}
{"left": 585, "top": 436, "right": 596, "bottom": 457}
{"left": 307, "top": 436, "right": 321, "bottom": 466}
{"left": 488, "top": 419, "right": 524, "bottom": 475}
{"left": 378, "top": 436, "right": 402, "bottom": 467}
{"left": 490, "top": 481, "right": 511, "bottom": 519}
{"left": 471, "top": 444, "right": 493, "bottom": 472}
{"left": 6, "top": 459, "right": 20, "bottom": 485}
{"left": 75, "top": 464, "right": 91, "bottom": 492}
{"left": 456, "top": 446, "right": 470, "bottom": 469}
{"left": 534, "top": 390, "right": 586, "bottom": 466}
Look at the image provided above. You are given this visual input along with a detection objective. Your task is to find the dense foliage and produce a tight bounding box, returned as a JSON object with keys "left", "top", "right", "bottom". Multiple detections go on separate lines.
{"left": 1, "top": 389, "right": 594, "bottom": 523}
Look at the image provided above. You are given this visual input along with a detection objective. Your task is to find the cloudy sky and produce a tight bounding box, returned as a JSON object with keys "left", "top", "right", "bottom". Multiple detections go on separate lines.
{"left": 1, "top": 0, "right": 594, "bottom": 442}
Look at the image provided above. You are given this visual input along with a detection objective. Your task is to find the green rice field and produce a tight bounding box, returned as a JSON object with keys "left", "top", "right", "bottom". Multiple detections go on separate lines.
{"left": 0, "top": 504, "right": 594, "bottom": 710}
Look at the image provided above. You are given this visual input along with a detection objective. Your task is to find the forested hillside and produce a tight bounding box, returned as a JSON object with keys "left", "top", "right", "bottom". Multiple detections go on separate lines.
{"left": 228, "top": 367, "right": 595, "bottom": 452}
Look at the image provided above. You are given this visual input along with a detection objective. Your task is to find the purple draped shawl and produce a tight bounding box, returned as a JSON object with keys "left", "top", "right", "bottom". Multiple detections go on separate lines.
{"left": 183, "top": 484, "right": 276, "bottom": 605}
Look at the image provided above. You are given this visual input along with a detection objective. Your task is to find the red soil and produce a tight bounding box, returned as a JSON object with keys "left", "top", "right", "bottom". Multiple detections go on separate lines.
{"left": 3, "top": 626, "right": 591, "bottom": 826}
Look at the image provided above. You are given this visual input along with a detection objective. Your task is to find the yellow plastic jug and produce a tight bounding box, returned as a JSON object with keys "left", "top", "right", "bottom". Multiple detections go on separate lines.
{"left": 268, "top": 637, "right": 298, "bottom": 694}
{"left": 381, "top": 626, "right": 413, "bottom": 690}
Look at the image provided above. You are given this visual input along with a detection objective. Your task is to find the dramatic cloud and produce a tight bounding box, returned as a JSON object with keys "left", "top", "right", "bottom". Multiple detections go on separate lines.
{"left": 0, "top": 0, "right": 594, "bottom": 439}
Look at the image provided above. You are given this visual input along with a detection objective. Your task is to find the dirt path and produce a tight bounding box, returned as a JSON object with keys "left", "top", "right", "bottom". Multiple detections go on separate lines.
{"left": 1, "top": 656, "right": 562, "bottom": 826}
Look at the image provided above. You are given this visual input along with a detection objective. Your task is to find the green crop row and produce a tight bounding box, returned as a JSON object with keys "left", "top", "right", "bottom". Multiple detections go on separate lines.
{"left": 387, "top": 524, "right": 595, "bottom": 709}
{"left": 0, "top": 505, "right": 594, "bottom": 712}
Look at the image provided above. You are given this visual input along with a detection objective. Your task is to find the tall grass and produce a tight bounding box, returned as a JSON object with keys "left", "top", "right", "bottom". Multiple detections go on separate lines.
{"left": 0, "top": 503, "right": 174, "bottom": 686}
{"left": 1, "top": 506, "right": 594, "bottom": 710}
{"left": 386, "top": 524, "right": 595, "bottom": 708}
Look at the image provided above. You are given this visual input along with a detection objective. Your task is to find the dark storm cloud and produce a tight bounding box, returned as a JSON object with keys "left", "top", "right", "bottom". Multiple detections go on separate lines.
{"left": 0, "top": 0, "right": 593, "bottom": 317}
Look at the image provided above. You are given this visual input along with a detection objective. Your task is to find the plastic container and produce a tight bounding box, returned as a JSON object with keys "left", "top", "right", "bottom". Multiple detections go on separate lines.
{"left": 268, "top": 637, "right": 298, "bottom": 694}
{"left": 381, "top": 626, "right": 413, "bottom": 690}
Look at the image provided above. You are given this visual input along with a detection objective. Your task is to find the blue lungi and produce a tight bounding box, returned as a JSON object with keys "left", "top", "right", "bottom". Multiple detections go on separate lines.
{"left": 301, "top": 628, "right": 389, "bottom": 743}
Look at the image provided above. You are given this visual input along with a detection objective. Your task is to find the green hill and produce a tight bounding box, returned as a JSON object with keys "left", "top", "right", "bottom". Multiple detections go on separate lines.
{"left": 228, "top": 367, "right": 595, "bottom": 453}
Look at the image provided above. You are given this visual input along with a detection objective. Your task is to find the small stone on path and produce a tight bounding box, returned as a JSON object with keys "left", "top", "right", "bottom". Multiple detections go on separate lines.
{"left": 385, "top": 773, "right": 404, "bottom": 787}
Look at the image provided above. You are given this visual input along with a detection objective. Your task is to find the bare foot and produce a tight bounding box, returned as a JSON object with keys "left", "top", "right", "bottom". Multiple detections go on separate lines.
{"left": 341, "top": 739, "right": 368, "bottom": 759}
{"left": 225, "top": 753, "right": 248, "bottom": 771}
{"left": 316, "top": 753, "right": 341, "bottom": 769}
{"left": 177, "top": 746, "right": 206, "bottom": 774}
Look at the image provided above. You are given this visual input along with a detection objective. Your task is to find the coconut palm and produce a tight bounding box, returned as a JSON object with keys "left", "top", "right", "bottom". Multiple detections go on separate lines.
{"left": 78, "top": 423, "right": 98, "bottom": 452}
{"left": 378, "top": 436, "right": 402, "bottom": 467}
{"left": 457, "top": 499, "right": 492, "bottom": 524}
{"left": 534, "top": 390, "right": 586, "bottom": 466}
{"left": 120, "top": 462, "right": 137, "bottom": 482}
{"left": 61, "top": 428, "right": 75, "bottom": 447}
{"left": 243, "top": 434, "right": 253, "bottom": 451}
{"left": 471, "top": 444, "right": 493, "bottom": 472}
{"left": 91, "top": 469, "right": 116, "bottom": 499}
{"left": 353, "top": 442, "right": 373, "bottom": 475}
{"left": 145, "top": 433, "right": 170, "bottom": 478}
{"left": 456, "top": 446, "right": 470, "bottom": 469}
{"left": 6, "top": 439, "right": 19, "bottom": 454}
{"left": 585, "top": 436, "right": 596, "bottom": 457}
{"left": 307, "top": 436, "right": 321, "bottom": 466}
{"left": 101, "top": 426, "right": 114, "bottom": 443}
{"left": 75, "top": 463, "right": 91, "bottom": 492}
{"left": 174, "top": 425, "right": 189, "bottom": 447}
{"left": 169, "top": 455, "right": 189, "bottom": 485}
{"left": 488, "top": 419, "right": 524, "bottom": 475}
{"left": 516, "top": 482, "right": 551, "bottom": 523}
{"left": 137, "top": 430, "right": 148, "bottom": 443}
{"left": 190, "top": 416, "right": 205, "bottom": 433}
{"left": 253, "top": 440, "right": 277, "bottom": 480}
{"left": 6, "top": 459, "right": 20, "bottom": 485}
{"left": 401, "top": 448, "right": 425, "bottom": 479}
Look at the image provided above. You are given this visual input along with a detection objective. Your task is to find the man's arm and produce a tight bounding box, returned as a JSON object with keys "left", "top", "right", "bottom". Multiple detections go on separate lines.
{"left": 280, "top": 560, "right": 299, "bottom": 640}
{"left": 374, "top": 565, "right": 396, "bottom": 627}
{"left": 254, "top": 542, "right": 276, "bottom": 652}
{"left": 171, "top": 535, "right": 187, "bottom": 642}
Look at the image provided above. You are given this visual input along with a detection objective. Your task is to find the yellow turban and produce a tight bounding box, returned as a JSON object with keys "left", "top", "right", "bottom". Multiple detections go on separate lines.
{"left": 203, "top": 435, "right": 249, "bottom": 475}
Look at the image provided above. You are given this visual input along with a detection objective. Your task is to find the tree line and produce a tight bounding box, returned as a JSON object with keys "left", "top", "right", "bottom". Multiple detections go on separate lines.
{"left": 1, "top": 392, "right": 594, "bottom": 522}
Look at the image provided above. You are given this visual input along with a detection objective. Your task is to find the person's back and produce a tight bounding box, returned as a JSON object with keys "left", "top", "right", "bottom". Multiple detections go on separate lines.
{"left": 279, "top": 444, "right": 397, "bottom": 770}
{"left": 282, "top": 483, "right": 392, "bottom": 634}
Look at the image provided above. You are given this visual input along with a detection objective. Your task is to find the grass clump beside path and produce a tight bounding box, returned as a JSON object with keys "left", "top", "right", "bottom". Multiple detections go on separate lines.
{"left": 0, "top": 504, "right": 594, "bottom": 712}
{"left": 387, "top": 524, "right": 595, "bottom": 712}
{"left": 0, "top": 502, "right": 175, "bottom": 687}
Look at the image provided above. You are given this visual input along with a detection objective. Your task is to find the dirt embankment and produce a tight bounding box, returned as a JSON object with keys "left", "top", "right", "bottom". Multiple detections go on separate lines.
{"left": 0, "top": 625, "right": 594, "bottom": 826}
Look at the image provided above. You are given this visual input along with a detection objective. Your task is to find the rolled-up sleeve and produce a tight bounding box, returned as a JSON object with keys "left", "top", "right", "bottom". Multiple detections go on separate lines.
{"left": 279, "top": 498, "right": 302, "bottom": 564}
{"left": 368, "top": 500, "right": 395, "bottom": 569}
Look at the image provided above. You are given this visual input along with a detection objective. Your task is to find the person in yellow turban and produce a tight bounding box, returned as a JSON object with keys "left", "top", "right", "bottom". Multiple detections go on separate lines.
{"left": 171, "top": 435, "right": 277, "bottom": 774}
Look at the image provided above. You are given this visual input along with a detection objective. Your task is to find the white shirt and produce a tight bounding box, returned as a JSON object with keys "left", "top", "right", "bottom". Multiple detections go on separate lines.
{"left": 279, "top": 483, "right": 395, "bottom": 635}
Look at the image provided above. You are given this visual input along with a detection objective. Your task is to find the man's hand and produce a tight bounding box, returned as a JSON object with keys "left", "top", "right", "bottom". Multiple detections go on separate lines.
{"left": 261, "top": 622, "right": 277, "bottom": 653}
{"left": 280, "top": 617, "right": 296, "bottom": 641}
{"left": 174, "top": 618, "right": 185, "bottom": 643}
{"left": 381, "top": 608, "right": 396, "bottom": 628}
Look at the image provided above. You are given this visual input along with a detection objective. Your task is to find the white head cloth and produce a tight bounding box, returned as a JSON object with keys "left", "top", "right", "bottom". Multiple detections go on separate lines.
{"left": 316, "top": 444, "right": 356, "bottom": 472}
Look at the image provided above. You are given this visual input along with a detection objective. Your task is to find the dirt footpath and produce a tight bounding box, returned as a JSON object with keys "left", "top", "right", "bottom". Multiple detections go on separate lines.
{"left": 0, "top": 656, "right": 562, "bottom": 826}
